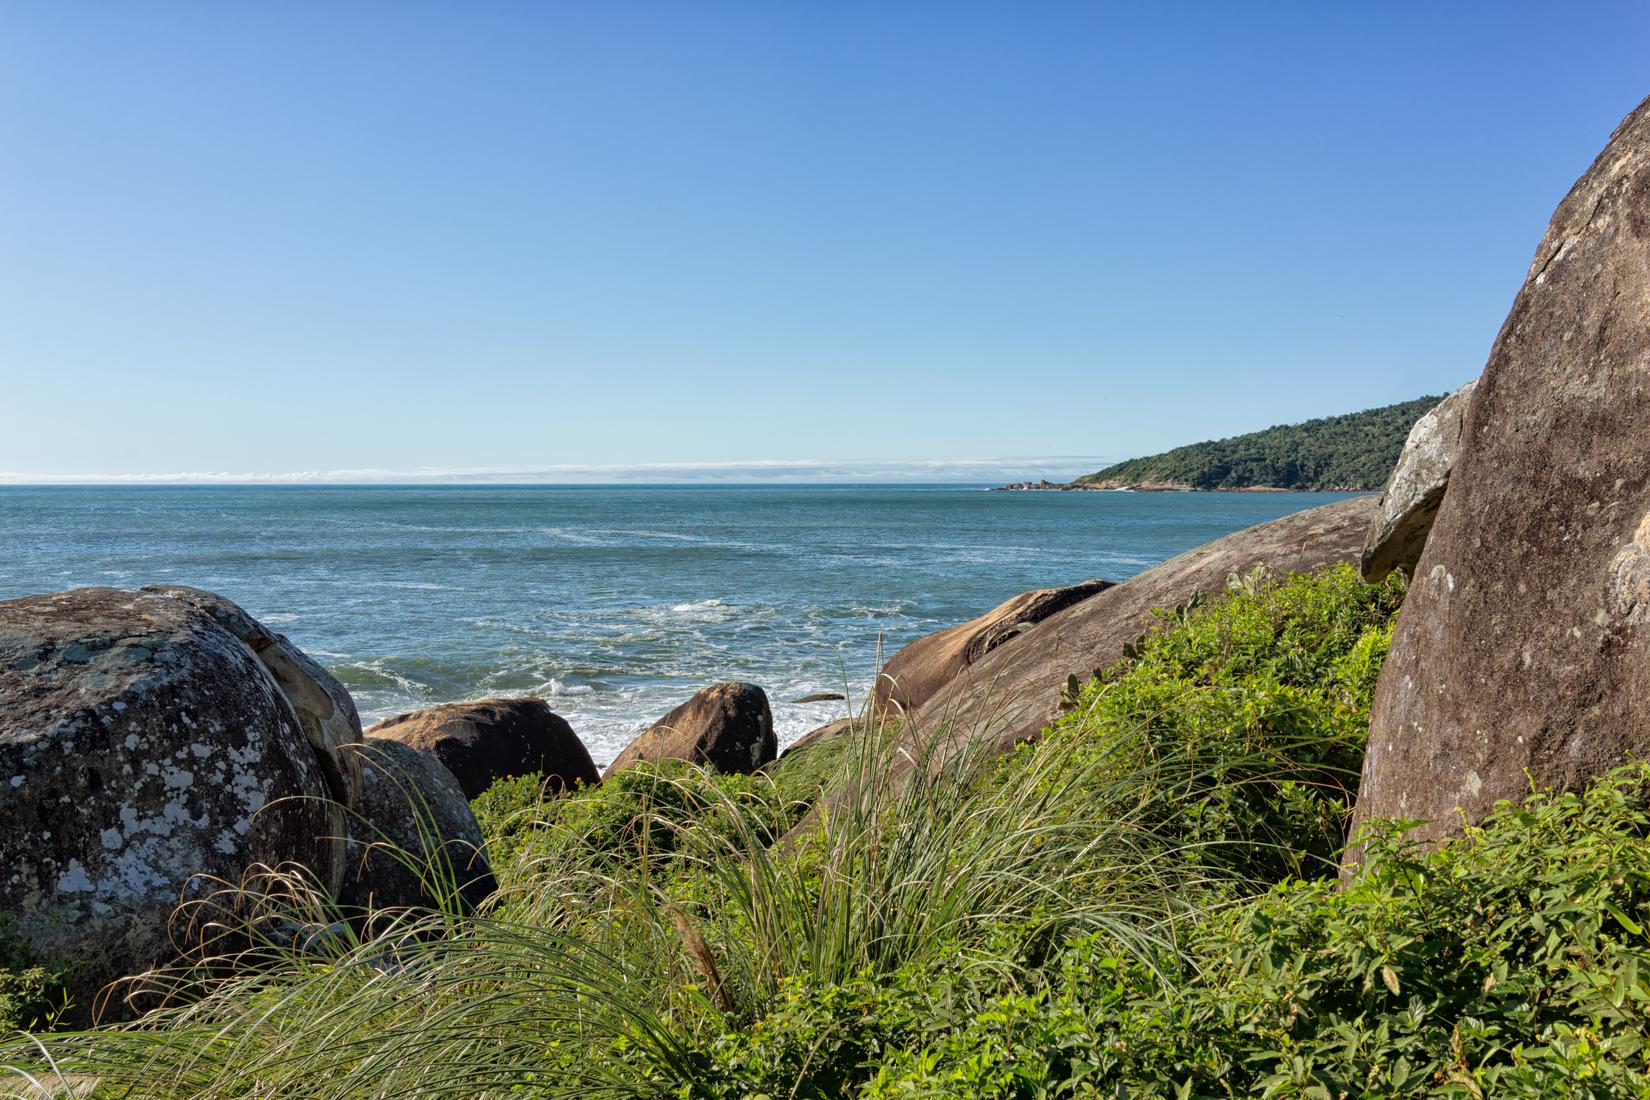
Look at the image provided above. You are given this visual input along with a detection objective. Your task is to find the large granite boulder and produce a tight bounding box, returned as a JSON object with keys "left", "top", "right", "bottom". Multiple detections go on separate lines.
{"left": 366, "top": 697, "right": 597, "bottom": 800}
{"left": 1352, "top": 97, "right": 1650, "bottom": 850}
{"left": 1359, "top": 380, "right": 1478, "bottom": 583}
{"left": 0, "top": 587, "right": 351, "bottom": 1018}
{"left": 138, "top": 584, "right": 365, "bottom": 896}
{"left": 340, "top": 739, "right": 496, "bottom": 914}
{"left": 873, "top": 579, "right": 1113, "bottom": 718}
{"left": 906, "top": 496, "right": 1376, "bottom": 761}
{"left": 603, "top": 681, "right": 775, "bottom": 779}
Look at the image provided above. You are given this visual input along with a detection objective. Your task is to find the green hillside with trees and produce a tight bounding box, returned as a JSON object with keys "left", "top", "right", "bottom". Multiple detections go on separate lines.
{"left": 1073, "top": 395, "right": 1445, "bottom": 491}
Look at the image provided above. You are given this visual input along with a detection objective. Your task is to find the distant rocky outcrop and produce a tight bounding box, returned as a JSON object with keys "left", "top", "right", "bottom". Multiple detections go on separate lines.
{"left": 993, "top": 480, "right": 1073, "bottom": 492}
{"left": 367, "top": 697, "right": 598, "bottom": 800}
{"left": 341, "top": 739, "right": 496, "bottom": 914}
{"left": 1352, "top": 96, "right": 1650, "bottom": 850}
{"left": 0, "top": 587, "right": 357, "bottom": 1019}
{"left": 904, "top": 496, "right": 1376, "bottom": 760}
{"left": 873, "top": 579, "right": 1113, "bottom": 719}
{"left": 604, "top": 681, "right": 775, "bottom": 779}
{"left": 1359, "top": 380, "right": 1478, "bottom": 582}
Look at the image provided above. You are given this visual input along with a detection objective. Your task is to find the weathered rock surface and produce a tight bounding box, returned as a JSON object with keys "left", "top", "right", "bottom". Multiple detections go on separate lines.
{"left": 1359, "top": 380, "right": 1478, "bottom": 583}
{"left": 367, "top": 697, "right": 597, "bottom": 800}
{"left": 340, "top": 739, "right": 496, "bottom": 913}
{"left": 0, "top": 587, "right": 345, "bottom": 1018}
{"left": 873, "top": 579, "right": 1113, "bottom": 718}
{"left": 1352, "top": 97, "right": 1650, "bottom": 850}
{"left": 906, "top": 496, "right": 1376, "bottom": 760}
{"left": 603, "top": 681, "right": 775, "bottom": 779}
{"left": 138, "top": 584, "right": 365, "bottom": 896}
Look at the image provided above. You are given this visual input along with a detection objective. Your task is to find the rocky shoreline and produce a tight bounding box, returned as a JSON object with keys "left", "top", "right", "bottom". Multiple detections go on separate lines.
{"left": 992, "top": 479, "right": 1359, "bottom": 492}
{"left": 0, "top": 406, "right": 1455, "bottom": 1021}
{"left": 8, "top": 82, "right": 1650, "bottom": 1025}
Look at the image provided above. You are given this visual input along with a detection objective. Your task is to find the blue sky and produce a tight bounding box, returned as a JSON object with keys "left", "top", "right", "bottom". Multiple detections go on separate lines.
{"left": 2, "top": 2, "right": 1646, "bottom": 482}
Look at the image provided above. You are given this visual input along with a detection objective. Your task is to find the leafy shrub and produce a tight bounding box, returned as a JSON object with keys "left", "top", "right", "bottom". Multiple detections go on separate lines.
{"left": 866, "top": 763, "right": 1650, "bottom": 1098}
{"left": 0, "top": 917, "right": 70, "bottom": 1032}
{"left": 1032, "top": 562, "right": 1406, "bottom": 882}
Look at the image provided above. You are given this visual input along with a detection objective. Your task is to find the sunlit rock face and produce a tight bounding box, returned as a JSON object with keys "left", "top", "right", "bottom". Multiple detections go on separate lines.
{"left": 873, "top": 578, "right": 1114, "bottom": 720}
{"left": 0, "top": 586, "right": 349, "bottom": 1019}
{"left": 1360, "top": 379, "right": 1478, "bottom": 584}
{"left": 1353, "top": 95, "right": 1650, "bottom": 852}
{"left": 603, "top": 681, "right": 775, "bottom": 779}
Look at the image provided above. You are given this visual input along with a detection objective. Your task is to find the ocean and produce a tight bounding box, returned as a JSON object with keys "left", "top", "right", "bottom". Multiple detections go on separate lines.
{"left": 0, "top": 485, "right": 1359, "bottom": 765}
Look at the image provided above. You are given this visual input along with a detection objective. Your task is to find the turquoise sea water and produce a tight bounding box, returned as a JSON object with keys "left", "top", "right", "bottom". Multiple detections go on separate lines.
{"left": 0, "top": 486, "right": 1359, "bottom": 764}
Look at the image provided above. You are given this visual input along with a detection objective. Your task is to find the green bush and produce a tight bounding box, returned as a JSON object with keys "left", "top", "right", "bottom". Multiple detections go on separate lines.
{"left": 1029, "top": 562, "right": 1406, "bottom": 882}
{"left": 865, "top": 763, "right": 1650, "bottom": 1098}
{"left": 0, "top": 916, "right": 71, "bottom": 1033}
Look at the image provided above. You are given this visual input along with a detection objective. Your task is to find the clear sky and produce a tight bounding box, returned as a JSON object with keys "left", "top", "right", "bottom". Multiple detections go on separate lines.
{"left": 2, "top": 2, "right": 1646, "bottom": 482}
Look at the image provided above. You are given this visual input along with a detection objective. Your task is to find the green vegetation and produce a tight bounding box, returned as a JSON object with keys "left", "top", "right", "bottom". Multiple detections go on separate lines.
{"left": 0, "top": 918, "right": 69, "bottom": 1034}
{"left": 8, "top": 564, "right": 1650, "bottom": 1097}
{"left": 1072, "top": 395, "right": 1444, "bottom": 491}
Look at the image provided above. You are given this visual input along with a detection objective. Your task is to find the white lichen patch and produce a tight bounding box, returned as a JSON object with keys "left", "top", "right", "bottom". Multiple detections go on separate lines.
{"left": 56, "top": 859, "right": 94, "bottom": 893}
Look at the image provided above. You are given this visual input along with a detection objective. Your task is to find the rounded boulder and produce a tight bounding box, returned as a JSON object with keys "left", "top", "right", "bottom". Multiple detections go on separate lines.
{"left": 0, "top": 587, "right": 347, "bottom": 1018}
{"left": 366, "top": 697, "right": 598, "bottom": 800}
{"left": 604, "top": 681, "right": 775, "bottom": 779}
{"left": 340, "top": 739, "right": 496, "bottom": 914}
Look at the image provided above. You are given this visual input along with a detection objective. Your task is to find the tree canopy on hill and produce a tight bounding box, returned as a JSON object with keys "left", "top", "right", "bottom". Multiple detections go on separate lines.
{"left": 1072, "top": 395, "right": 1446, "bottom": 491}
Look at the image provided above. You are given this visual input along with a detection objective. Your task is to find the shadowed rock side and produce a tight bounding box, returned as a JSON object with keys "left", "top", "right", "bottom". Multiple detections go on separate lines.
{"left": 1352, "top": 96, "right": 1650, "bottom": 850}
{"left": 340, "top": 739, "right": 496, "bottom": 914}
{"left": 1359, "top": 379, "right": 1478, "bottom": 583}
{"left": 604, "top": 681, "right": 776, "bottom": 779}
{"left": 906, "top": 496, "right": 1377, "bottom": 762}
{"left": 367, "top": 697, "right": 598, "bottom": 800}
{"left": 0, "top": 587, "right": 343, "bottom": 1020}
{"left": 873, "top": 578, "right": 1113, "bottom": 719}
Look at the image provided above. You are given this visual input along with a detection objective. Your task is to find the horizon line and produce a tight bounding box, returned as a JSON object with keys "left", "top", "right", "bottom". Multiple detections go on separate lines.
{"left": 0, "top": 456, "right": 1115, "bottom": 487}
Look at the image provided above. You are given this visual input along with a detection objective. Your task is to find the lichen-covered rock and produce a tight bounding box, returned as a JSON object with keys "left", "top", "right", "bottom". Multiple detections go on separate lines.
{"left": 873, "top": 579, "right": 1112, "bottom": 718}
{"left": 340, "top": 739, "right": 496, "bottom": 914}
{"left": 1359, "top": 380, "right": 1478, "bottom": 583}
{"left": 366, "top": 697, "right": 597, "bottom": 800}
{"left": 0, "top": 587, "right": 343, "bottom": 1018}
{"left": 1353, "top": 97, "right": 1650, "bottom": 851}
{"left": 603, "top": 682, "right": 775, "bottom": 779}
{"left": 138, "top": 584, "right": 364, "bottom": 896}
